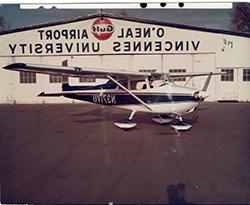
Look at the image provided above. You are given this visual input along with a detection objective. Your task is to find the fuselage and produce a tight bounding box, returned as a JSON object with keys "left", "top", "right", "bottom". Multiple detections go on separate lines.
{"left": 62, "top": 83, "right": 200, "bottom": 115}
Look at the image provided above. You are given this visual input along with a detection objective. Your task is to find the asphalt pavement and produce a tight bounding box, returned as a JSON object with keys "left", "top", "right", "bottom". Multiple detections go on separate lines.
{"left": 0, "top": 102, "right": 250, "bottom": 204}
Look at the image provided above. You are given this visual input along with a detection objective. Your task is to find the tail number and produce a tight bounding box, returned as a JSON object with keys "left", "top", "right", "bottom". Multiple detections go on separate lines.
{"left": 93, "top": 94, "right": 116, "bottom": 104}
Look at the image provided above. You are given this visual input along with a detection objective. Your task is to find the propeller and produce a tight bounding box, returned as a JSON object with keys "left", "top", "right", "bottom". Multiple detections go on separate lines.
{"left": 192, "top": 91, "right": 208, "bottom": 123}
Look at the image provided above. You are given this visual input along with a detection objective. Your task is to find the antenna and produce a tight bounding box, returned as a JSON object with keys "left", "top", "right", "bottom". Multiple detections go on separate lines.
{"left": 99, "top": 9, "right": 104, "bottom": 20}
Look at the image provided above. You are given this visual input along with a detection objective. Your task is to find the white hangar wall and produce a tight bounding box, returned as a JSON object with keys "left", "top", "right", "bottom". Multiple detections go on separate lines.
{"left": 215, "top": 33, "right": 250, "bottom": 101}
{"left": 0, "top": 14, "right": 250, "bottom": 103}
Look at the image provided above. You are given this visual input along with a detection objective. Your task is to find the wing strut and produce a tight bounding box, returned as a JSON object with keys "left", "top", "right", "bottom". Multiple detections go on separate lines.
{"left": 202, "top": 72, "right": 212, "bottom": 91}
{"left": 107, "top": 75, "right": 152, "bottom": 111}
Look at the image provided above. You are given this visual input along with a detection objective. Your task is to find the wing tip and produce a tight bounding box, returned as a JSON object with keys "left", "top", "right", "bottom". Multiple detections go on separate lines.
{"left": 3, "top": 63, "right": 27, "bottom": 69}
{"left": 37, "top": 92, "right": 45, "bottom": 97}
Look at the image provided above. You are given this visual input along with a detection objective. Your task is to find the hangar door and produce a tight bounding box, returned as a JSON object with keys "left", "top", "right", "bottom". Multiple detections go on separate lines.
{"left": 193, "top": 54, "right": 239, "bottom": 101}
{"left": 215, "top": 68, "right": 239, "bottom": 101}
{"left": 192, "top": 54, "right": 216, "bottom": 101}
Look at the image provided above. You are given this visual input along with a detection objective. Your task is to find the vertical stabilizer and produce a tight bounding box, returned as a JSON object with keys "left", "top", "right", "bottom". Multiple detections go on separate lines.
{"left": 62, "top": 59, "right": 69, "bottom": 91}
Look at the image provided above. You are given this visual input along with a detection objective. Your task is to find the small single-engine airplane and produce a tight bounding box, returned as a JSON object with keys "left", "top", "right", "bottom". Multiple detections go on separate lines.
{"left": 4, "top": 63, "right": 223, "bottom": 131}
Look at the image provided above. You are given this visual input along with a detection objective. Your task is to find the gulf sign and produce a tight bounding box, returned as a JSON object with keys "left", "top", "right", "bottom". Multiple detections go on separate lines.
{"left": 91, "top": 17, "right": 114, "bottom": 40}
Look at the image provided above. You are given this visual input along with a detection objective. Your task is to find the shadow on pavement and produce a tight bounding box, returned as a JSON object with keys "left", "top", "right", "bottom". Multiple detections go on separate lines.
{"left": 167, "top": 183, "right": 196, "bottom": 205}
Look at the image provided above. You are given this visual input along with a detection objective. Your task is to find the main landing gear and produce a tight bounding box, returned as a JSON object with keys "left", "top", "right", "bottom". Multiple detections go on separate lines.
{"left": 114, "top": 110, "right": 137, "bottom": 129}
{"left": 170, "top": 116, "right": 192, "bottom": 131}
{"left": 114, "top": 111, "right": 192, "bottom": 131}
{"left": 152, "top": 114, "right": 173, "bottom": 124}
{"left": 152, "top": 115, "right": 192, "bottom": 131}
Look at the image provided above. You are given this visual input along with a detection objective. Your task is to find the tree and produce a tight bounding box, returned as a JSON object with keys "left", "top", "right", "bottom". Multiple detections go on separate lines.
{"left": 231, "top": 3, "right": 250, "bottom": 33}
{"left": 0, "top": 16, "right": 8, "bottom": 31}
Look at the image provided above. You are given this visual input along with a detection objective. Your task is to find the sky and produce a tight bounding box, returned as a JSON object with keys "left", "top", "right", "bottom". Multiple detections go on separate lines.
{"left": 0, "top": 4, "right": 235, "bottom": 31}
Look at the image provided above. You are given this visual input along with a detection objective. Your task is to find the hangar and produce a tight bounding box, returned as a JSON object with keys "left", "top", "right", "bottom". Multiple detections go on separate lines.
{"left": 0, "top": 12, "right": 250, "bottom": 103}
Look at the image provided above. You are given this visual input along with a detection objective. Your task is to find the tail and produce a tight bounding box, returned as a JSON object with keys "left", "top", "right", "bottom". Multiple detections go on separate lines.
{"left": 62, "top": 75, "right": 70, "bottom": 91}
{"left": 61, "top": 75, "right": 92, "bottom": 91}
{"left": 62, "top": 83, "right": 94, "bottom": 91}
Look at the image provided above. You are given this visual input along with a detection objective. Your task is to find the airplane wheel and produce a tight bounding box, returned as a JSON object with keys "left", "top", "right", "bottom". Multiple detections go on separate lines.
{"left": 114, "top": 119, "right": 137, "bottom": 129}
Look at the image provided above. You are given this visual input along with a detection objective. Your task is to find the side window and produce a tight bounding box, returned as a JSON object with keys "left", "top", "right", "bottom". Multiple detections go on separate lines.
{"left": 119, "top": 81, "right": 128, "bottom": 89}
{"left": 130, "top": 80, "right": 145, "bottom": 90}
{"left": 79, "top": 77, "right": 96, "bottom": 83}
{"left": 221, "top": 69, "right": 234, "bottom": 81}
{"left": 130, "top": 81, "right": 138, "bottom": 90}
{"left": 169, "top": 69, "right": 186, "bottom": 81}
{"left": 243, "top": 69, "right": 250, "bottom": 81}
{"left": 20, "top": 72, "right": 36, "bottom": 84}
{"left": 49, "top": 75, "right": 62, "bottom": 83}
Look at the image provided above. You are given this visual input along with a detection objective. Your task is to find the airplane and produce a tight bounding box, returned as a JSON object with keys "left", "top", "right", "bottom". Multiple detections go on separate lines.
{"left": 3, "top": 63, "right": 223, "bottom": 131}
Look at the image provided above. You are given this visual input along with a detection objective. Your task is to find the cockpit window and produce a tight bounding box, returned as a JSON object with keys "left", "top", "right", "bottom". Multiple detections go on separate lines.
{"left": 118, "top": 80, "right": 128, "bottom": 89}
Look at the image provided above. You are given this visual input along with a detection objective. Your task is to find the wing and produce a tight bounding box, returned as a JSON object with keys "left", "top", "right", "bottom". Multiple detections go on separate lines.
{"left": 3, "top": 63, "right": 224, "bottom": 80}
{"left": 3, "top": 63, "right": 151, "bottom": 80}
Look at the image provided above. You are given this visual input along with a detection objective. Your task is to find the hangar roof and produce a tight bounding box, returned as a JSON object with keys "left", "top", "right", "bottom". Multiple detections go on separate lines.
{"left": 0, "top": 12, "right": 250, "bottom": 38}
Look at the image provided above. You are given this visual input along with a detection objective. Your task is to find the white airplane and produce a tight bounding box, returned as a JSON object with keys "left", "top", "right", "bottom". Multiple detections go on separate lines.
{"left": 4, "top": 63, "right": 223, "bottom": 131}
